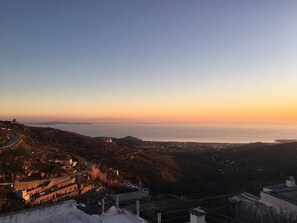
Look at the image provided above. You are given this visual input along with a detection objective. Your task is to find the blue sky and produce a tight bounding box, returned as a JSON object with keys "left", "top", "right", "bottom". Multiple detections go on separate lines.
{"left": 1, "top": 1, "right": 297, "bottom": 122}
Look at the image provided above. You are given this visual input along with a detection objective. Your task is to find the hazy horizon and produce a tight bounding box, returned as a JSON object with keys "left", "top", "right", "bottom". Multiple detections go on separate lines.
{"left": 23, "top": 121, "right": 297, "bottom": 143}
{"left": 3, "top": 117, "right": 297, "bottom": 127}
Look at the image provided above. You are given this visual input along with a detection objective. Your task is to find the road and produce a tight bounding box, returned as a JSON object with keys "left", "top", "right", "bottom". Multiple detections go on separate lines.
{"left": 1, "top": 131, "right": 20, "bottom": 149}
{"left": 72, "top": 162, "right": 94, "bottom": 177}
{"left": 0, "top": 129, "right": 94, "bottom": 186}
{"left": 1, "top": 131, "right": 93, "bottom": 177}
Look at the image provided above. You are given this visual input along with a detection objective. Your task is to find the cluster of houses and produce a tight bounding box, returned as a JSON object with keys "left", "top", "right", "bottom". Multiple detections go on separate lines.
{"left": 1, "top": 176, "right": 296, "bottom": 222}
{"left": 15, "top": 176, "right": 78, "bottom": 205}
{"left": 0, "top": 198, "right": 207, "bottom": 223}
{"left": 53, "top": 158, "right": 77, "bottom": 168}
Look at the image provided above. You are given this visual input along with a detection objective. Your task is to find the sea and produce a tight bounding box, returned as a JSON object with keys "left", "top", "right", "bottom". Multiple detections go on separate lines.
{"left": 26, "top": 122, "right": 297, "bottom": 144}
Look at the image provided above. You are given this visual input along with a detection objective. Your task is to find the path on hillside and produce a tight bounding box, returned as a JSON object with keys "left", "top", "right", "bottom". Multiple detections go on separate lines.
{"left": 1, "top": 131, "right": 20, "bottom": 149}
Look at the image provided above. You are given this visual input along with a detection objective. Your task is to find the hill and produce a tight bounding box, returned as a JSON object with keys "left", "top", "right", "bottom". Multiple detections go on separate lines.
{"left": 114, "top": 136, "right": 145, "bottom": 146}
{"left": 0, "top": 122, "right": 184, "bottom": 190}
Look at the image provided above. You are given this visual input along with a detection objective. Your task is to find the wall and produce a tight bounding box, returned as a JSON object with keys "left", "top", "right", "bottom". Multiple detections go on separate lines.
{"left": 260, "top": 192, "right": 297, "bottom": 213}
{"left": 33, "top": 183, "right": 77, "bottom": 204}
{"left": 111, "top": 190, "right": 149, "bottom": 202}
{"left": 15, "top": 180, "right": 44, "bottom": 191}
{"left": 15, "top": 177, "right": 72, "bottom": 191}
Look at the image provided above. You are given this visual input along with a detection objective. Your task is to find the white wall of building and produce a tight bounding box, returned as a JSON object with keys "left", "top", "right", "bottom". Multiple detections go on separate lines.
{"left": 0, "top": 200, "right": 99, "bottom": 223}
{"left": 260, "top": 192, "right": 297, "bottom": 214}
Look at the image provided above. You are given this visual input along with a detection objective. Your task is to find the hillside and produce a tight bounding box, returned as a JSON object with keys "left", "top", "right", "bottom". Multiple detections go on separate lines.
{"left": 116, "top": 136, "right": 144, "bottom": 146}
{"left": 168, "top": 142, "right": 297, "bottom": 196}
{"left": 2, "top": 121, "right": 297, "bottom": 198}
{"left": 1, "top": 122, "right": 184, "bottom": 190}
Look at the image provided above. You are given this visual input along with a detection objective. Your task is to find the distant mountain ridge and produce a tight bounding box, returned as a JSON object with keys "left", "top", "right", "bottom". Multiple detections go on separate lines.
{"left": 26, "top": 121, "right": 92, "bottom": 125}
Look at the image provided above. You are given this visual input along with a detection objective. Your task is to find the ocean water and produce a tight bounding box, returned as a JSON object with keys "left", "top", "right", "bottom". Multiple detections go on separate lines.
{"left": 27, "top": 123, "right": 297, "bottom": 143}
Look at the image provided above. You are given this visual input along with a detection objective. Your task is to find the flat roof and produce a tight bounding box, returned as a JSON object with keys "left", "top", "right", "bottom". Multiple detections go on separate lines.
{"left": 0, "top": 200, "right": 147, "bottom": 223}
{"left": 263, "top": 185, "right": 297, "bottom": 206}
{"left": 264, "top": 183, "right": 290, "bottom": 190}
{"left": 101, "top": 206, "right": 146, "bottom": 223}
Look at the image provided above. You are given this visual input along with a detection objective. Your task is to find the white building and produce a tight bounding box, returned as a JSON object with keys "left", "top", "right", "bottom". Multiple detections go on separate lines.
{"left": 260, "top": 176, "right": 297, "bottom": 213}
{"left": 188, "top": 207, "right": 206, "bottom": 223}
{"left": 0, "top": 199, "right": 210, "bottom": 223}
{"left": 230, "top": 176, "right": 297, "bottom": 221}
{"left": 0, "top": 200, "right": 148, "bottom": 223}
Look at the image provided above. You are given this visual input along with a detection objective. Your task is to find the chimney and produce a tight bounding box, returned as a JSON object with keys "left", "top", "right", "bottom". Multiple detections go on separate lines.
{"left": 286, "top": 176, "right": 296, "bottom": 187}
{"left": 101, "top": 199, "right": 105, "bottom": 214}
{"left": 189, "top": 207, "right": 206, "bottom": 223}
{"left": 136, "top": 200, "right": 140, "bottom": 217}
{"left": 157, "top": 212, "right": 162, "bottom": 223}
{"left": 116, "top": 195, "right": 119, "bottom": 210}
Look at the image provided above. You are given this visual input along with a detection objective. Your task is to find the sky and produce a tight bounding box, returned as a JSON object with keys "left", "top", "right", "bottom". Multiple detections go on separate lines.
{"left": 1, "top": 0, "right": 297, "bottom": 123}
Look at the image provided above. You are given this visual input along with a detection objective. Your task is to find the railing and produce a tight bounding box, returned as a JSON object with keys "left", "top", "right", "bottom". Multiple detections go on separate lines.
{"left": 97, "top": 194, "right": 243, "bottom": 223}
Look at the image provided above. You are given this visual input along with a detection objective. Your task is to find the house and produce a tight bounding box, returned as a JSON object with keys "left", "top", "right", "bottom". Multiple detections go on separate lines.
{"left": 230, "top": 176, "right": 297, "bottom": 221}
{"left": 0, "top": 199, "right": 208, "bottom": 223}
{"left": 259, "top": 176, "right": 297, "bottom": 213}
{"left": 0, "top": 200, "right": 148, "bottom": 223}
{"left": 15, "top": 177, "right": 78, "bottom": 205}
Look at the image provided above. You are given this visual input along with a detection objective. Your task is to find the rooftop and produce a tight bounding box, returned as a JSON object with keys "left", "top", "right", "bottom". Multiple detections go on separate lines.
{"left": 0, "top": 200, "right": 147, "bottom": 223}
{"left": 262, "top": 178, "right": 297, "bottom": 206}
{"left": 101, "top": 206, "right": 147, "bottom": 223}
{"left": 263, "top": 186, "right": 297, "bottom": 206}
{"left": 264, "top": 183, "right": 294, "bottom": 191}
